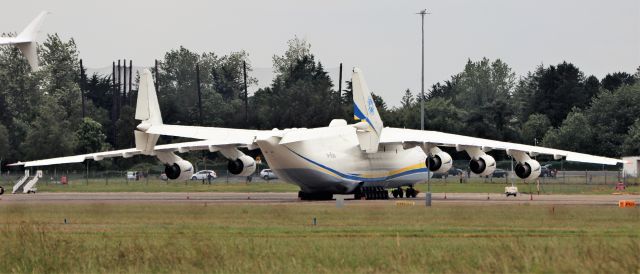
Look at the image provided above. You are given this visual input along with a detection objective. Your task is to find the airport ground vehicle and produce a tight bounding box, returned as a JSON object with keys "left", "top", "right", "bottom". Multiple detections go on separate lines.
{"left": 260, "top": 169, "right": 278, "bottom": 180}
{"left": 191, "top": 170, "right": 217, "bottom": 180}
{"left": 505, "top": 186, "right": 518, "bottom": 197}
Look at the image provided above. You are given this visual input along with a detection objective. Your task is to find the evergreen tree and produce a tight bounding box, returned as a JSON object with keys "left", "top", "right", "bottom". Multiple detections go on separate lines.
{"left": 0, "top": 124, "right": 9, "bottom": 161}
{"left": 622, "top": 119, "right": 640, "bottom": 156}
{"left": 601, "top": 72, "right": 636, "bottom": 91}
{"left": 75, "top": 118, "right": 107, "bottom": 154}
{"left": 520, "top": 114, "right": 552, "bottom": 145}
{"left": 21, "top": 99, "right": 77, "bottom": 160}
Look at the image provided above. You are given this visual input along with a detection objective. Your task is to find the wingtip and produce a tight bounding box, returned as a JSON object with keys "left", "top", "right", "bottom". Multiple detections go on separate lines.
{"left": 7, "top": 161, "right": 24, "bottom": 167}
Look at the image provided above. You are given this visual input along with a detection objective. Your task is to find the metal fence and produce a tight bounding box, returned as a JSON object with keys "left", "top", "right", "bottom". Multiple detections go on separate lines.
{"left": 0, "top": 167, "right": 270, "bottom": 188}
{"left": 1, "top": 163, "right": 637, "bottom": 191}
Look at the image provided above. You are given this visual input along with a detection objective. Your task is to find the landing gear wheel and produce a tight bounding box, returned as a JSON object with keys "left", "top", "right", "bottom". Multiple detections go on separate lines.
{"left": 358, "top": 186, "right": 390, "bottom": 200}
{"left": 392, "top": 188, "right": 404, "bottom": 199}
{"left": 0, "top": 186, "right": 4, "bottom": 195}
{"left": 406, "top": 187, "right": 417, "bottom": 198}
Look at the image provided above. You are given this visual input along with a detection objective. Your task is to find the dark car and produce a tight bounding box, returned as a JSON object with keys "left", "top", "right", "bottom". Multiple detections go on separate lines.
{"left": 540, "top": 165, "right": 555, "bottom": 177}
{"left": 432, "top": 168, "right": 463, "bottom": 179}
{"left": 491, "top": 168, "right": 508, "bottom": 178}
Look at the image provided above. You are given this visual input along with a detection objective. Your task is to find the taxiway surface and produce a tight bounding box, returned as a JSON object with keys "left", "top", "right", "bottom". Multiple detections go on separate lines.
{"left": 1, "top": 192, "right": 637, "bottom": 206}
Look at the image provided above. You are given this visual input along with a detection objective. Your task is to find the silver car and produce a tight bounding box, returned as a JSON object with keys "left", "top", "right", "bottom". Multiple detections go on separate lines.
{"left": 260, "top": 169, "right": 278, "bottom": 180}
{"left": 191, "top": 170, "right": 217, "bottom": 180}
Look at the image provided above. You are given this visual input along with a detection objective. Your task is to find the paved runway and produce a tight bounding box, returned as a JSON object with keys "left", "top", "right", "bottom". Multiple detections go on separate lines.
{"left": 1, "top": 192, "right": 637, "bottom": 206}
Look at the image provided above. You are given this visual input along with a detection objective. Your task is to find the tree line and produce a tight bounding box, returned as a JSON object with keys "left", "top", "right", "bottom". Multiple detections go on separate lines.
{"left": 0, "top": 34, "right": 638, "bottom": 171}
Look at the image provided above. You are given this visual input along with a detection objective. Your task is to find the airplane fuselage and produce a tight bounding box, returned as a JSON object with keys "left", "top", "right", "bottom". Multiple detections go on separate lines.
{"left": 255, "top": 124, "right": 430, "bottom": 194}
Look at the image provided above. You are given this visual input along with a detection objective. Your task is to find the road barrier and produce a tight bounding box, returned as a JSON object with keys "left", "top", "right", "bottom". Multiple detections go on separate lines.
{"left": 618, "top": 200, "right": 636, "bottom": 208}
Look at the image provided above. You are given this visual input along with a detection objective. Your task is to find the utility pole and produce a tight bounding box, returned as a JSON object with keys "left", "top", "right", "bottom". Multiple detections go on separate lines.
{"left": 79, "top": 59, "right": 86, "bottom": 118}
{"left": 338, "top": 63, "right": 343, "bottom": 108}
{"left": 196, "top": 63, "right": 204, "bottom": 171}
{"left": 418, "top": 9, "right": 432, "bottom": 206}
{"left": 154, "top": 59, "right": 159, "bottom": 93}
{"left": 123, "top": 59, "right": 127, "bottom": 104}
{"left": 243, "top": 61, "right": 248, "bottom": 125}
{"left": 117, "top": 60, "right": 121, "bottom": 110}
{"left": 196, "top": 63, "right": 202, "bottom": 125}
{"left": 129, "top": 59, "right": 133, "bottom": 105}
{"left": 111, "top": 61, "right": 118, "bottom": 149}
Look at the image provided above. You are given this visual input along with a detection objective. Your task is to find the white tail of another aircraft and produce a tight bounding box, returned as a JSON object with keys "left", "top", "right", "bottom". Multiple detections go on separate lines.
{"left": 0, "top": 11, "right": 49, "bottom": 71}
{"left": 352, "top": 68, "right": 384, "bottom": 153}
{"left": 134, "top": 69, "right": 162, "bottom": 153}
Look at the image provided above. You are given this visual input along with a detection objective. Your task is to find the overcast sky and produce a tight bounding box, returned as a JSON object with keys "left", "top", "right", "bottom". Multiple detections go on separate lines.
{"left": 2, "top": 0, "right": 639, "bottom": 106}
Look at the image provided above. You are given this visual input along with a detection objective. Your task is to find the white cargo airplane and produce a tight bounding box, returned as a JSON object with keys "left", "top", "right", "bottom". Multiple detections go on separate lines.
{"left": 10, "top": 68, "right": 622, "bottom": 199}
{"left": 0, "top": 11, "right": 48, "bottom": 71}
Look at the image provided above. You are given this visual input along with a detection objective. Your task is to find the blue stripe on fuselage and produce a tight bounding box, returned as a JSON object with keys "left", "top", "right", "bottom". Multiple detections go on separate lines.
{"left": 285, "top": 147, "right": 427, "bottom": 183}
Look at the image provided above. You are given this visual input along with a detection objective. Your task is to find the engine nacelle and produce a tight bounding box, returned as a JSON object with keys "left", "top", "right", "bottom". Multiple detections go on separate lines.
{"left": 426, "top": 151, "right": 453, "bottom": 173}
{"left": 469, "top": 154, "right": 496, "bottom": 177}
{"left": 164, "top": 160, "right": 194, "bottom": 181}
{"left": 515, "top": 159, "right": 541, "bottom": 180}
{"left": 227, "top": 155, "right": 256, "bottom": 176}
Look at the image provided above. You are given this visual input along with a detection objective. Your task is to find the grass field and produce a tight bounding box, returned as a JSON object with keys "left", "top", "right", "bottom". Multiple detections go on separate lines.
{"left": 0, "top": 203, "right": 638, "bottom": 273}
{"left": 17, "top": 178, "right": 640, "bottom": 195}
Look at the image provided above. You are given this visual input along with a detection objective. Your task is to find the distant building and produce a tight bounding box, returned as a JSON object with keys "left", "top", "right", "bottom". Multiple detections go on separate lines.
{"left": 622, "top": 156, "right": 640, "bottom": 178}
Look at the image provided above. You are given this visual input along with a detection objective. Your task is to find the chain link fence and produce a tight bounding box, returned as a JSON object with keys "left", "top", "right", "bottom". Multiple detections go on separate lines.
{"left": 1, "top": 160, "right": 637, "bottom": 193}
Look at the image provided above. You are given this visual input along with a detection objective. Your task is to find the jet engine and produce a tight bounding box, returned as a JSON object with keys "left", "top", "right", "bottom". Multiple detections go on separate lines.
{"left": 426, "top": 150, "right": 453, "bottom": 173}
{"left": 515, "top": 159, "right": 541, "bottom": 180}
{"left": 469, "top": 154, "right": 496, "bottom": 177}
{"left": 164, "top": 160, "right": 194, "bottom": 180}
{"left": 227, "top": 155, "right": 256, "bottom": 176}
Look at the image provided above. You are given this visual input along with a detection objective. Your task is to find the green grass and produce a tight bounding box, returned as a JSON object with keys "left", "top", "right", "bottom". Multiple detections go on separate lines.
{"left": 0, "top": 203, "right": 638, "bottom": 273}
{"left": 416, "top": 181, "right": 640, "bottom": 195}
{"left": 33, "top": 179, "right": 301, "bottom": 193}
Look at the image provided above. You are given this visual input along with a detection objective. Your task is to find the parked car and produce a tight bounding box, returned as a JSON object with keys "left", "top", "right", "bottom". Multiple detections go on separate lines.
{"left": 159, "top": 173, "right": 168, "bottom": 181}
{"left": 126, "top": 171, "right": 138, "bottom": 180}
{"left": 540, "top": 165, "right": 554, "bottom": 177}
{"left": 491, "top": 168, "right": 508, "bottom": 178}
{"left": 432, "top": 168, "right": 463, "bottom": 179}
{"left": 260, "top": 169, "right": 278, "bottom": 180}
{"left": 191, "top": 170, "right": 217, "bottom": 180}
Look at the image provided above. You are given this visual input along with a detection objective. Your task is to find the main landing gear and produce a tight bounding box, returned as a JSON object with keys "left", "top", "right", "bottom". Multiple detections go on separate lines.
{"left": 354, "top": 186, "right": 389, "bottom": 200}
{"left": 391, "top": 187, "right": 418, "bottom": 198}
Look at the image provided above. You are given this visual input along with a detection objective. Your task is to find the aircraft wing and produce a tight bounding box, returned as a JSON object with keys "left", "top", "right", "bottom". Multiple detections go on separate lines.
{"left": 144, "top": 124, "right": 277, "bottom": 145}
{"left": 9, "top": 140, "right": 236, "bottom": 167}
{"left": 0, "top": 37, "right": 30, "bottom": 45}
{"left": 380, "top": 127, "right": 622, "bottom": 165}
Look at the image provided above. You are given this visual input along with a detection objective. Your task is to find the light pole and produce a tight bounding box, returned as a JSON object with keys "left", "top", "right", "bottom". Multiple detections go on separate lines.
{"left": 418, "top": 9, "right": 429, "bottom": 131}
{"left": 418, "top": 9, "right": 431, "bottom": 206}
